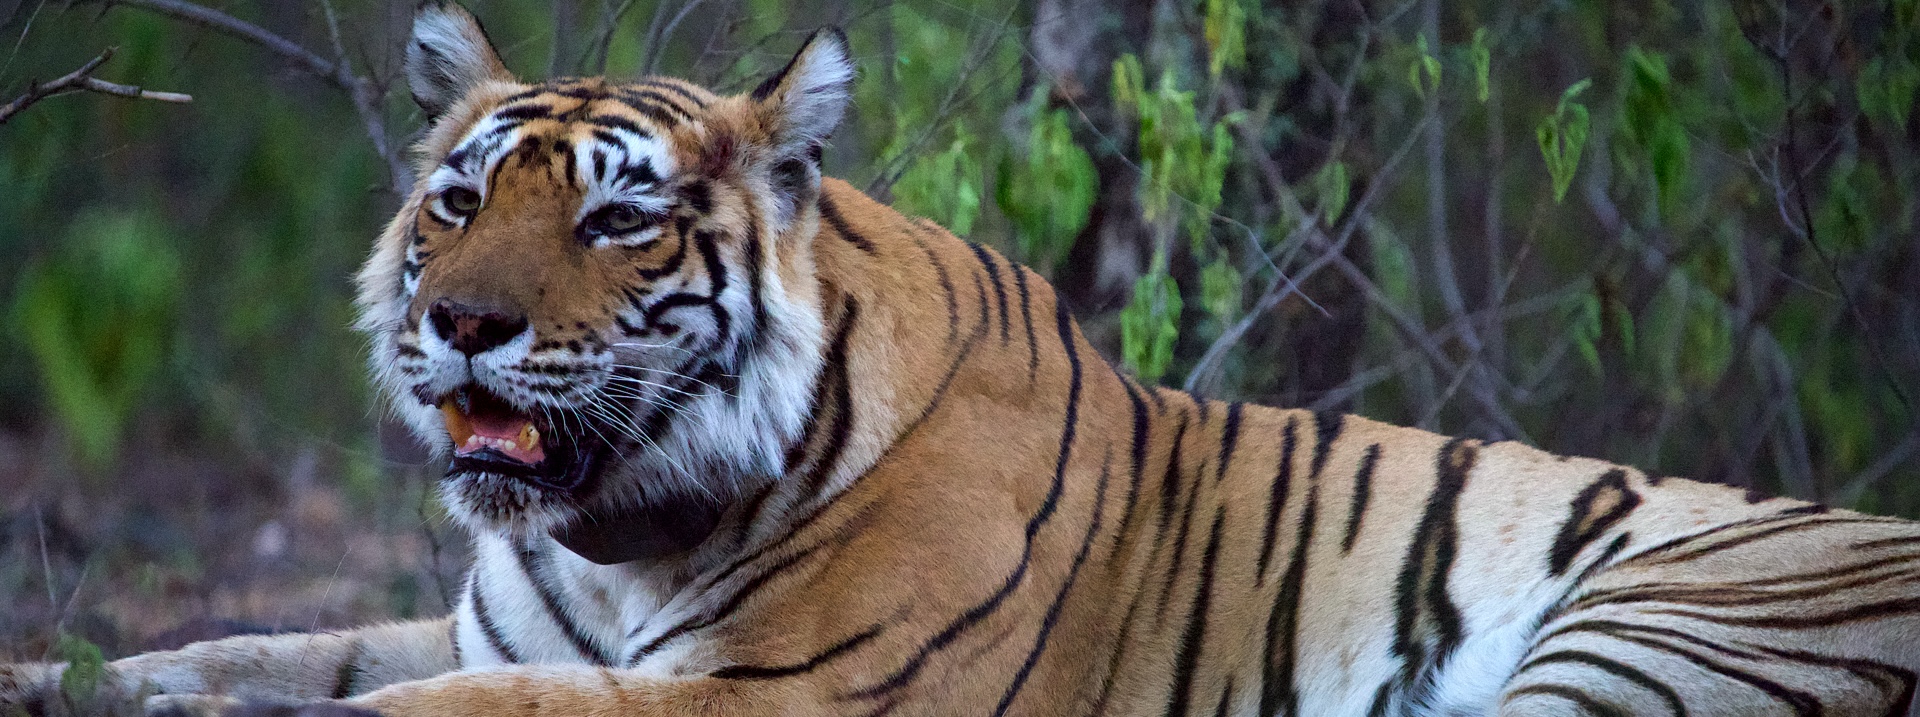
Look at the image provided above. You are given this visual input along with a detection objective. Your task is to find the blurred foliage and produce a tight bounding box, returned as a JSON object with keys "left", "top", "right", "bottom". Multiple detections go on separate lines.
{"left": 1, "top": 0, "right": 1919, "bottom": 652}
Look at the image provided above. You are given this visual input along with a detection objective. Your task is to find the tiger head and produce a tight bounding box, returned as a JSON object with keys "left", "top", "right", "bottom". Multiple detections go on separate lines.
{"left": 355, "top": 1, "right": 850, "bottom": 535}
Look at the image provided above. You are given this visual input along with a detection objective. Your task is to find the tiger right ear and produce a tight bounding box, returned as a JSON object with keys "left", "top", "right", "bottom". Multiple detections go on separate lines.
{"left": 405, "top": 1, "right": 513, "bottom": 118}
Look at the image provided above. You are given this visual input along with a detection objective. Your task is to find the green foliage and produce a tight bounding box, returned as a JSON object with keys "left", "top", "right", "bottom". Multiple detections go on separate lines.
{"left": 1112, "top": 54, "right": 1240, "bottom": 253}
{"left": 1200, "top": 258, "right": 1242, "bottom": 323}
{"left": 1471, "top": 28, "right": 1491, "bottom": 104}
{"left": 1203, "top": 0, "right": 1248, "bottom": 79}
{"left": 9, "top": 210, "right": 181, "bottom": 471}
{"left": 1120, "top": 252, "right": 1183, "bottom": 384}
{"left": 1536, "top": 79, "right": 1592, "bottom": 204}
{"left": 896, "top": 134, "right": 984, "bottom": 236}
{"left": 1408, "top": 34, "right": 1443, "bottom": 99}
{"left": 1621, "top": 48, "right": 1690, "bottom": 217}
{"left": 1858, "top": 55, "right": 1920, "bottom": 131}
{"left": 1310, "top": 160, "right": 1350, "bottom": 222}
{"left": 995, "top": 105, "right": 1098, "bottom": 271}
{"left": 57, "top": 631, "right": 106, "bottom": 709}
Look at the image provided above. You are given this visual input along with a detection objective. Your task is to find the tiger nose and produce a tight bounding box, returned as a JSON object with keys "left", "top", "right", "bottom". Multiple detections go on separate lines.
{"left": 428, "top": 299, "right": 529, "bottom": 356}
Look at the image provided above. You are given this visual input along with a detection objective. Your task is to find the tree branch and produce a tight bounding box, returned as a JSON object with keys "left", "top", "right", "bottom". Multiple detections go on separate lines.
{"left": 0, "top": 47, "right": 191, "bottom": 125}
{"left": 95, "top": 0, "right": 412, "bottom": 197}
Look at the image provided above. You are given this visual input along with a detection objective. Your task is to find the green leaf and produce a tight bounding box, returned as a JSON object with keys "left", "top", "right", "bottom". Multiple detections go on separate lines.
{"left": 895, "top": 135, "right": 983, "bottom": 236}
{"left": 1312, "top": 160, "right": 1349, "bottom": 221}
{"left": 994, "top": 108, "right": 1097, "bottom": 272}
{"left": 1409, "top": 34, "right": 1443, "bottom": 98}
{"left": 1471, "top": 28, "right": 1491, "bottom": 103}
{"left": 1120, "top": 252, "right": 1183, "bottom": 384}
{"left": 1200, "top": 258, "right": 1242, "bottom": 322}
{"left": 1536, "top": 79, "right": 1592, "bottom": 204}
{"left": 1203, "top": 0, "right": 1247, "bottom": 78}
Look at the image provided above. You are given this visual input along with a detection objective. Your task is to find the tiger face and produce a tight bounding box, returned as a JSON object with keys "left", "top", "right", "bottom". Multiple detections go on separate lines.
{"left": 355, "top": 1, "right": 850, "bottom": 535}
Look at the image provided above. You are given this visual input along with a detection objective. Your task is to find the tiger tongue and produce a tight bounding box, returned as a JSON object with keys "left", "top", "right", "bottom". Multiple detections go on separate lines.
{"left": 442, "top": 396, "right": 545, "bottom": 465}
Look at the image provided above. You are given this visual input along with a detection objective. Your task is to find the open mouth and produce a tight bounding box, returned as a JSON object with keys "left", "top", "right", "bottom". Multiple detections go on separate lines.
{"left": 440, "top": 386, "right": 600, "bottom": 492}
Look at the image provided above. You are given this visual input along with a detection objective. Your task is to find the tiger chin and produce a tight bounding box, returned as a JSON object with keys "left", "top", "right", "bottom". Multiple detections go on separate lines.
{"left": 7, "top": 2, "right": 1920, "bottom": 716}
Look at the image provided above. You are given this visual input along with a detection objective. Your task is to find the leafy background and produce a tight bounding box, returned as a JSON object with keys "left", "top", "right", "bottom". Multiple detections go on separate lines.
{"left": 1, "top": 0, "right": 1916, "bottom": 662}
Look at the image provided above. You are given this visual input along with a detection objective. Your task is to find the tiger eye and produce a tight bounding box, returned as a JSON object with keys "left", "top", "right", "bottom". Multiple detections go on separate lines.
{"left": 600, "top": 205, "right": 647, "bottom": 232}
{"left": 443, "top": 187, "right": 482, "bottom": 214}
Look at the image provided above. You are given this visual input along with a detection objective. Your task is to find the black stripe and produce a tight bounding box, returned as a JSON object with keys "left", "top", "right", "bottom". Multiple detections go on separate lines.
{"left": 819, "top": 194, "right": 879, "bottom": 253}
{"left": 492, "top": 103, "right": 553, "bottom": 122}
{"left": 515, "top": 541, "right": 613, "bottom": 665}
{"left": 1549, "top": 469, "right": 1642, "bottom": 576}
{"left": 1108, "top": 372, "right": 1152, "bottom": 563}
{"left": 1544, "top": 621, "right": 1818, "bottom": 717}
{"left": 1310, "top": 410, "right": 1345, "bottom": 478}
{"left": 1156, "top": 444, "right": 1207, "bottom": 623}
{"left": 849, "top": 301, "right": 1083, "bottom": 701}
{"left": 1158, "top": 415, "right": 1192, "bottom": 534}
{"left": 905, "top": 228, "right": 959, "bottom": 345}
{"left": 801, "top": 301, "right": 858, "bottom": 495}
{"left": 1215, "top": 402, "right": 1245, "bottom": 483}
{"left": 1011, "top": 265, "right": 1039, "bottom": 380}
{"left": 617, "top": 88, "right": 694, "bottom": 121}
{"left": 1633, "top": 515, "right": 1901, "bottom": 568}
{"left": 627, "top": 545, "right": 823, "bottom": 664}
{"left": 784, "top": 296, "right": 858, "bottom": 473}
{"left": 469, "top": 575, "right": 521, "bottom": 664}
{"left": 1165, "top": 508, "right": 1227, "bottom": 717}
{"left": 992, "top": 451, "right": 1112, "bottom": 716}
{"left": 1505, "top": 684, "right": 1628, "bottom": 717}
{"left": 968, "top": 242, "right": 1012, "bottom": 344}
{"left": 1515, "top": 650, "right": 1688, "bottom": 716}
{"left": 1260, "top": 437, "right": 1319, "bottom": 717}
{"left": 330, "top": 640, "right": 365, "bottom": 699}
{"left": 711, "top": 624, "right": 885, "bottom": 680}
{"left": 1342, "top": 443, "right": 1383, "bottom": 553}
{"left": 447, "top": 617, "right": 462, "bottom": 668}
{"left": 1365, "top": 682, "right": 1393, "bottom": 716}
{"left": 1212, "top": 679, "right": 1235, "bottom": 717}
{"left": 640, "top": 79, "right": 709, "bottom": 109}
{"left": 1256, "top": 417, "right": 1300, "bottom": 584}
{"left": 1390, "top": 438, "right": 1474, "bottom": 697}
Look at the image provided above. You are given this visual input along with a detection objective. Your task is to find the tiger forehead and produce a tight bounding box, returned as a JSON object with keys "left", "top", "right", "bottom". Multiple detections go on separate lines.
{"left": 490, "top": 77, "right": 717, "bottom": 132}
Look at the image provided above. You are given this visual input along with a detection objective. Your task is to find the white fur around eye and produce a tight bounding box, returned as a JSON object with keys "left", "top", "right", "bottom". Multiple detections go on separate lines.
{"left": 596, "top": 225, "right": 664, "bottom": 249}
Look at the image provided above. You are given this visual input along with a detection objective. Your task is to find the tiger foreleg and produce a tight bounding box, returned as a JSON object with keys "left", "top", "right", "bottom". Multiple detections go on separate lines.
{"left": 299, "top": 666, "right": 813, "bottom": 717}
{"left": 1, "top": 618, "right": 457, "bottom": 717}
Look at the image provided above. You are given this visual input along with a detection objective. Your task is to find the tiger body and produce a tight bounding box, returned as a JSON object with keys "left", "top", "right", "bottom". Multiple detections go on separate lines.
{"left": 4, "top": 3, "right": 1919, "bottom": 716}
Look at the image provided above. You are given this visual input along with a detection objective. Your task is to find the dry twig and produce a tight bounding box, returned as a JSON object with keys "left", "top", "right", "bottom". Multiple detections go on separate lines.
{"left": 93, "top": 0, "right": 412, "bottom": 196}
{"left": 0, "top": 47, "right": 191, "bottom": 125}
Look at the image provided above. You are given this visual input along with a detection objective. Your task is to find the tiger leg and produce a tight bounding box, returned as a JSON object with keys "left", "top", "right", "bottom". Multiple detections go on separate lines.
{"left": 1, "top": 617, "right": 457, "bottom": 716}
{"left": 341, "top": 665, "right": 811, "bottom": 717}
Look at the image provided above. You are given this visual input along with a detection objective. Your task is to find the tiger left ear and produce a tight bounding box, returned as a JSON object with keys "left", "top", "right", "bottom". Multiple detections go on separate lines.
{"left": 752, "top": 28, "right": 854, "bottom": 156}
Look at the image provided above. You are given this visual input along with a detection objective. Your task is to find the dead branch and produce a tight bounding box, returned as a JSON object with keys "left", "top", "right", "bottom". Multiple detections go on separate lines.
{"left": 94, "top": 0, "right": 412, "bottom": 197}
{"left": 0, "top": 47, "right": 191, "bottom": 125}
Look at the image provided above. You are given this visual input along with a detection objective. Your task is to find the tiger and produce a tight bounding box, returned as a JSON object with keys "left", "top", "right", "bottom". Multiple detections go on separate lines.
{"left": 6, "top": 2, "right": 1920, "bottom": 716}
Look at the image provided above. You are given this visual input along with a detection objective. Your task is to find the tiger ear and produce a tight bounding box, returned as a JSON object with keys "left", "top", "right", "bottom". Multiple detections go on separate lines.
{"left": 751, "top": 28, "right": 854, "bottom": 157}
{"left": 750, "top": 28, "right": 852, "bottom": 226}
{"left": 405, "top": 1, "right": 514, "bottom": 118}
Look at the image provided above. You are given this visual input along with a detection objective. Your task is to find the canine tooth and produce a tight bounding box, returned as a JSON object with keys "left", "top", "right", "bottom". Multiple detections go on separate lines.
{"left": 518, "top": 424, "right": 540, "bottom": 451}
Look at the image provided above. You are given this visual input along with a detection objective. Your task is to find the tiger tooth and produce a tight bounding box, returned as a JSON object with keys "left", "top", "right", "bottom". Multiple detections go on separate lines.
{"left": 518, "top": 423, "right": 540, "bottom": 451}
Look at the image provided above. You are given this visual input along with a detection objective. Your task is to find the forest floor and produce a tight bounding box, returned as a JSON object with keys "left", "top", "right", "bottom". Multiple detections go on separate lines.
{"left": 0, "top": 425, "right": 464, "bottom": 663}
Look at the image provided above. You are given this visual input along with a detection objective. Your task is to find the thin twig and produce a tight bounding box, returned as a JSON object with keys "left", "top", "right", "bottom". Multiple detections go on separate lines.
{"left": 94, "top": 0, "right": 412, "bottom": 196}
{"left": 0, "top": 47, "right": 191, "bottom": 125}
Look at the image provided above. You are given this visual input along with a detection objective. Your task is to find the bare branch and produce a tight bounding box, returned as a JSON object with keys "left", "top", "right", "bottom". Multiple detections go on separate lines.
{"left": 94, "top": 0, "right": 412, "bottom": 196}
{"left": 0, "top": 47, "right": 191, "bottom": 125}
